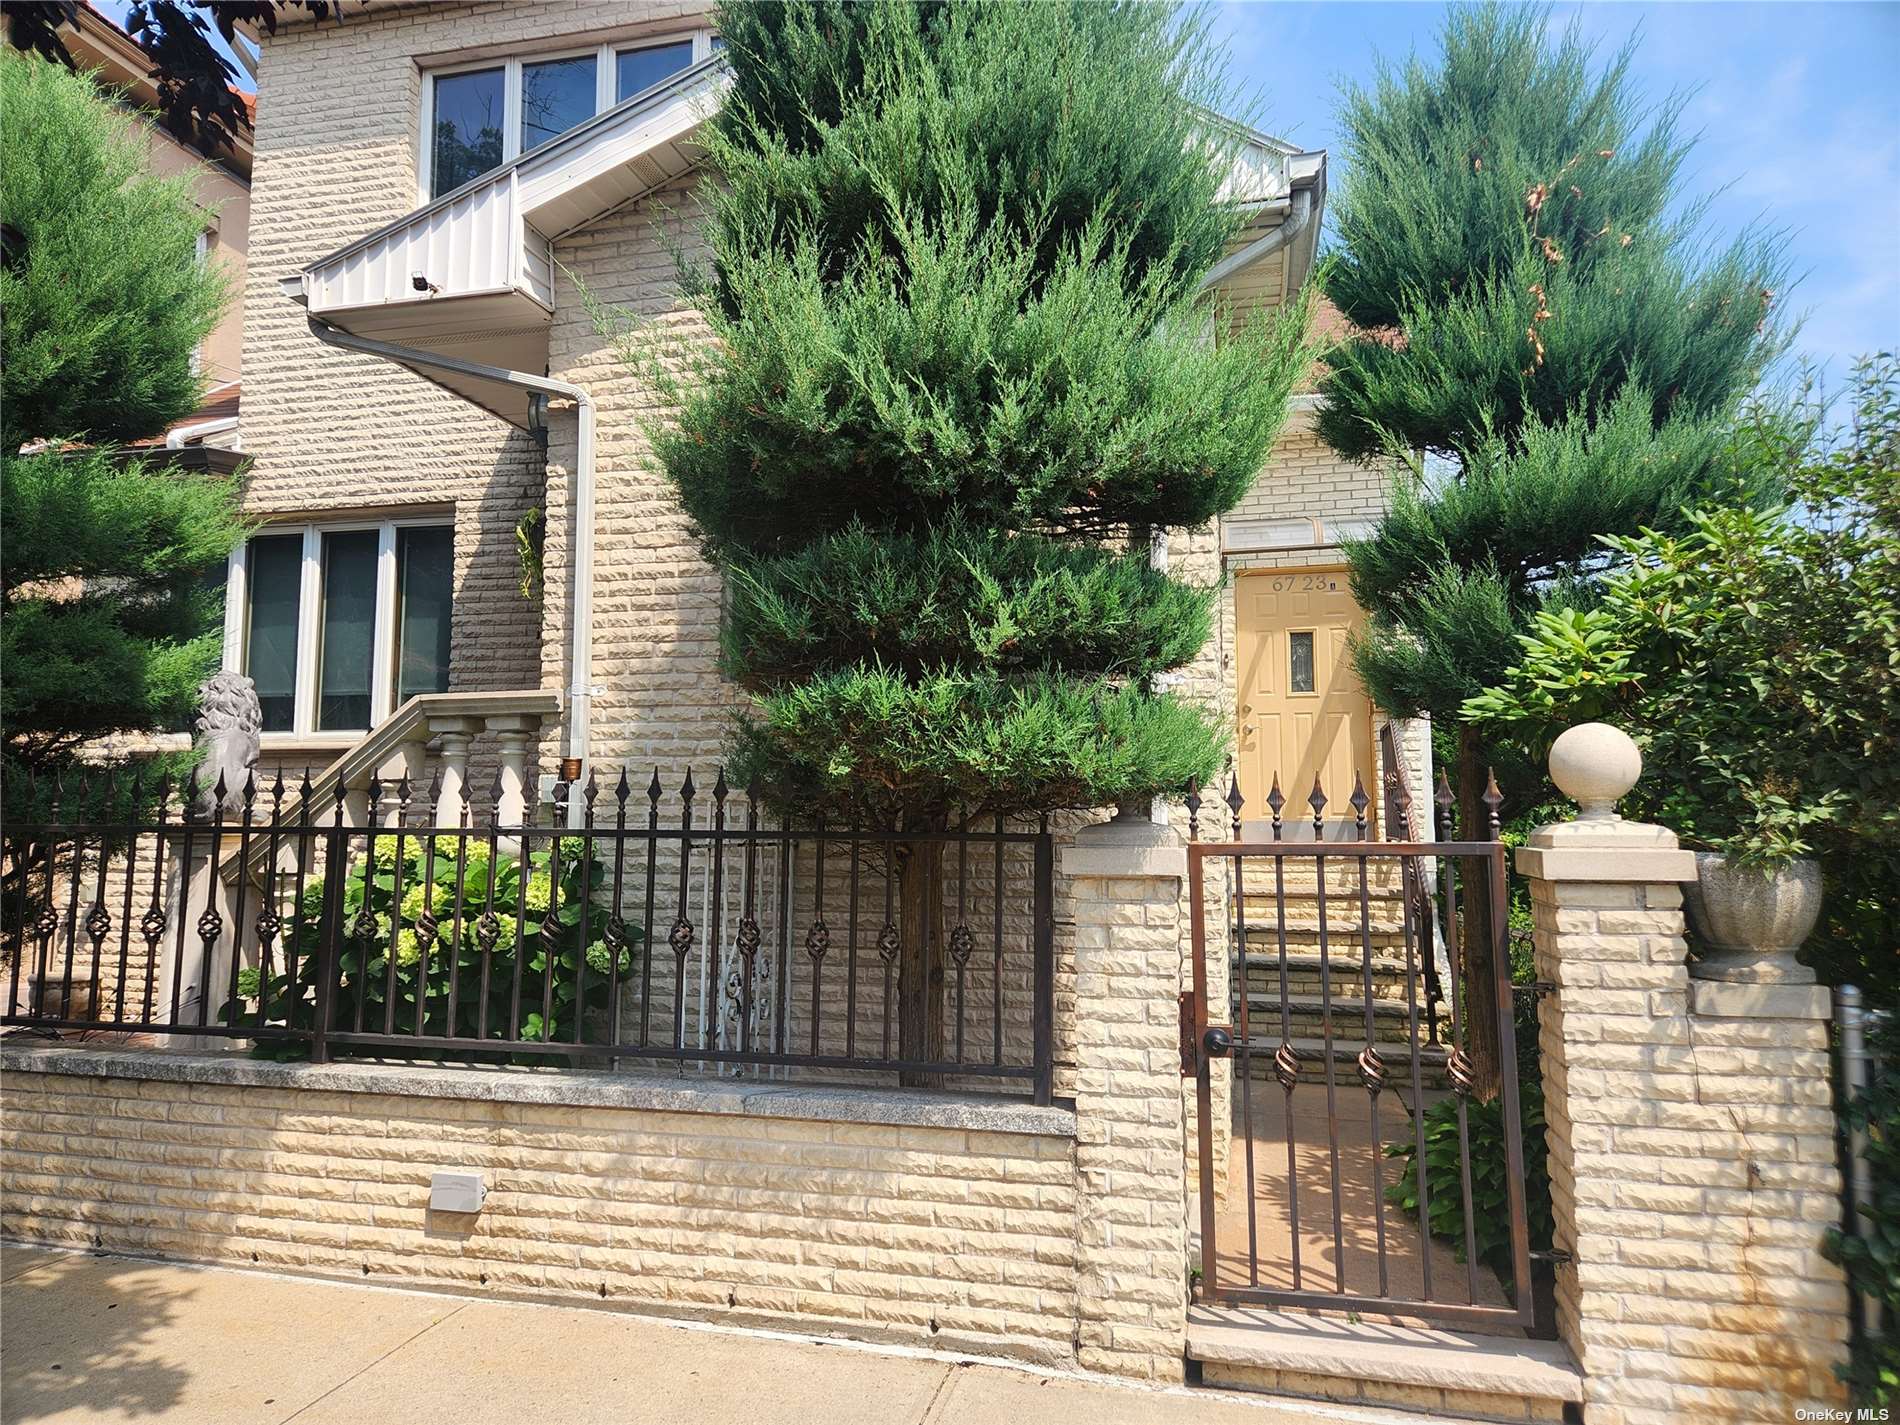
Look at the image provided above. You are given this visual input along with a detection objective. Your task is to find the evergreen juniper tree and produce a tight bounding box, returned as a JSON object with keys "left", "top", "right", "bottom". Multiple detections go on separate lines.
{"left": 1, "top": 50, "right": 244, "bottom": 824}
{"left": 623, "top": 0, "right": 1312, "bottom": 1068}
{"left": 1320, "top": 3, "right": 1788, "bottom": 1097}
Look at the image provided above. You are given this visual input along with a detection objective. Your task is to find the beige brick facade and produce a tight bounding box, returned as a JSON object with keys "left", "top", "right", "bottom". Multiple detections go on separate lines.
{"left": 240, "top": 3, "right": 710, "bottom": 786}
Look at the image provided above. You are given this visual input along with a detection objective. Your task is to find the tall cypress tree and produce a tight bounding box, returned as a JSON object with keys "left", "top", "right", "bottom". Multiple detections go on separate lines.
{"left": 1320, "top": 4, "right": 1787, "bottom": 1096}
{"left": 1, "top": 51, "right": 242, "bottom": 825}
{"left": 631, "top": 0, "right": 1311, "bottom": 1066}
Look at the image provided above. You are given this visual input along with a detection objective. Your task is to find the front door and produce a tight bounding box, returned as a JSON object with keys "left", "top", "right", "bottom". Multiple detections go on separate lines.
{"left": 1234, "top": 567, "right": 1373, "bottom": 836}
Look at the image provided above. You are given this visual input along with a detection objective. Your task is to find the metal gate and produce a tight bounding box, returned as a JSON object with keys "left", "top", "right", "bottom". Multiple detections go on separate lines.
{"left": 1185, "top": 762, "right": 1534, "bottom": 1329}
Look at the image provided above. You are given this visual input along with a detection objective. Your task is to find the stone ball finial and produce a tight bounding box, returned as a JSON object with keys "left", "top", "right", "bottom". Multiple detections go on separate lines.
{"left": 1548, "top": 722, "right": 1642, "bottom": 822}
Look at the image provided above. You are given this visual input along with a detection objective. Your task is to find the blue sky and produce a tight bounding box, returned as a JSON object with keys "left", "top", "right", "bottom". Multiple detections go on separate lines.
{"left": 1211, "top": 1, "right": 1900, "bottom": 392}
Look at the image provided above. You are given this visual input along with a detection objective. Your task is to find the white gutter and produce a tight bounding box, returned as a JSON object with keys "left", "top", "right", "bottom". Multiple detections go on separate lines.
{"left": 301, "top": 314, "right": 597, "bottom": 823}
{"left": 1199, "top": 185, "right": 1315, "bottom": 294}
{"left": 165, "top": 414, "right": 241, "bottom": 448}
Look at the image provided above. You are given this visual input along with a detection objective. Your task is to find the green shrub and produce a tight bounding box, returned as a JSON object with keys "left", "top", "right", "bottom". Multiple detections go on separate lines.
{"left": 229, "top": 834, "right": 638, "bottom": 1055}
{"left": 1385, "top": 1072, "right": 1554, "bottom": 1278}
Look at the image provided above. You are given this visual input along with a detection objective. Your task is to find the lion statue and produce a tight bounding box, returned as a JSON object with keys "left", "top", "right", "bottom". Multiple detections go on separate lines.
{"left": 190, "top": 670, "right": 263, "bottom": 821}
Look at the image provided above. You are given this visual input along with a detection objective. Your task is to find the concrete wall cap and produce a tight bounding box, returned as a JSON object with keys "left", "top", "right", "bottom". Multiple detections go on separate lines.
{"left": 0, "top": 1044, "right": 1077, "bottom": 1138}
{"left": 1516, "top": 843, "right": 1697, "bottom": 884}
{"left": 1061, "top": 843, "right": 1188, "bottom": 881}
{"left": 1690, "top": 979, "right": 1832, "bottom": 1022}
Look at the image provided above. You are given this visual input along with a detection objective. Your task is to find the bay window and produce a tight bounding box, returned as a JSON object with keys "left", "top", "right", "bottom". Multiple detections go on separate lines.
{"left": 421, "top": 31, "right": 715, "bottom": 200}
{"left": 227, "top": 519, "right": 454, "bottom": 739}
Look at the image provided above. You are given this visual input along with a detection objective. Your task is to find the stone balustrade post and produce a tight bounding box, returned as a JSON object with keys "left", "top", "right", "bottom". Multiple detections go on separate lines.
{"left": 1519, "top": 723, "right": 1849, "bottom": 1424}
{"left": 427, "top": 717, "right": 479, "bottom": 828}
{"left": 488, "top": 716, "right": 536, "bottom": 828}
{"left": 1063, "top": 811, "right": 1190, "bottom": 1382}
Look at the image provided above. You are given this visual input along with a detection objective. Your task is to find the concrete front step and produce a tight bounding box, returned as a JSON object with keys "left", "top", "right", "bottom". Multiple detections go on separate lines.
{"left": 1235, "top": 958, "right": 1429, "bottom": 1005}
{"left": 1188, "top": 1306, "right": 1581, "bottom": 1424}
{"left": 1237, "top": 872, "right": 1409, "bottom": 900}
{"left": 1236, "top": 924, "right": 1412, "bottom": 953}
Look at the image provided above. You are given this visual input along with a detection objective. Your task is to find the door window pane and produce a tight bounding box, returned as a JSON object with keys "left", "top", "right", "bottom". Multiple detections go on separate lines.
{"left": 431, "top": 67, "right": 504, "bottom": 197}
{"left": 244, "top": 534, "right": 303, "bottom": 734}
{"left": 615, "top": 40, "right": 693, "bottom": 102}
{"left": 394, "top": 527, "right": 453, "bottom": 702}
{"left": 521, "top": 53, "right": 597, "bottom": 151}
{"left": 317, "top": 531, "right": 379, "bottom": 732}
{"left": 1289, "top": 631, "right": 1316, "bottom": 694}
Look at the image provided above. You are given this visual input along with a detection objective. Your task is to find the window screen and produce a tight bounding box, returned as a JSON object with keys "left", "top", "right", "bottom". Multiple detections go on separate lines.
{"left": 615, "top": 40, "right": 694, "bottom": 102}
{"left": 317, "top": 531, "right": 379, "bottom": 731}
{"left": 244, "top": 534, "right": 303, "bottom": 733}
{"left": 431, "top": 67, "right": 504, "bottom": 196}
{"left": 394, "top": 526, "right": 453, "bottom": 702}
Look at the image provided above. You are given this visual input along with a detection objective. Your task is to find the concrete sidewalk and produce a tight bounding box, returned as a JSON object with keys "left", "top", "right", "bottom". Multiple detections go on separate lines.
{"left": 0, "top": 1243, "right": 1473, "bottom": 1425}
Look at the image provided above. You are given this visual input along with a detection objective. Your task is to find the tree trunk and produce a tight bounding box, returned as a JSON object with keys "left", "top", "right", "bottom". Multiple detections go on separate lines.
{"left": 1456, "top": 724, "right": 1503, "bottom": 1104}
{"left": 896, "top": 838, "right": 946, "bottom": 1088}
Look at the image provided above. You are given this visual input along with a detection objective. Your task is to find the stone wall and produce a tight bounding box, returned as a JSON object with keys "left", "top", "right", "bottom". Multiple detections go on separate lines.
{"left": 2, "top": 1052, "right": 1080, "bottom": 1366}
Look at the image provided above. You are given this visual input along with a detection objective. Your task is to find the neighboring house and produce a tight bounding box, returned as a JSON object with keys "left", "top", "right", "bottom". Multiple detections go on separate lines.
{"left": 232, "top": 0, "right": 1409, "bottom": 829}
{"left": 16, "top": 3, "right": 253, "bottom": 453}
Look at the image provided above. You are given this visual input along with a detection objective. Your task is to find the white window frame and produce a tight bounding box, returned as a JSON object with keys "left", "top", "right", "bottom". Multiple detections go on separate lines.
{"left": 417, "top": 28, "right": 715, "bottom": 202}
{"left": 223, "top": 516, "right": 453, "bottom": 745}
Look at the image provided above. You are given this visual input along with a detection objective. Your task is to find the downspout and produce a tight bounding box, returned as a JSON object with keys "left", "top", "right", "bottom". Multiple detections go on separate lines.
{"left": 1197, "top": 185, "right": 1315, "bottom": 295}
{"left": 302, "top": 315, "right": 597, "bottom": 824}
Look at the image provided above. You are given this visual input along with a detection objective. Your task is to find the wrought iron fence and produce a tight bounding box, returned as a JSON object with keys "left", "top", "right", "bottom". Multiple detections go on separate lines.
{"left": 1185, "top": 767, "right": 1535, "bottom": 1330}
{"left": 1, "top": 765, "right": 1056, "bottom": 1103}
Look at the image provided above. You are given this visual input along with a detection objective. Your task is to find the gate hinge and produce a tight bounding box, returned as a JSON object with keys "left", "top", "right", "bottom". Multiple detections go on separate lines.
{"left": 1513, "top": 980, "right": 1557, "bottom": 999}
{"left": 1530, "top": 1247, "right": 1573, "bottom": 1266}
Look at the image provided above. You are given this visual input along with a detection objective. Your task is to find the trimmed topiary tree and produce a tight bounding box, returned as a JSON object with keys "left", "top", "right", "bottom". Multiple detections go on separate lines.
{"left": 1319, "top": 3, "right": 1789, "bottom": 1097}
{"left": 623, "top": 0, "right": 1312, "bottom": 1068}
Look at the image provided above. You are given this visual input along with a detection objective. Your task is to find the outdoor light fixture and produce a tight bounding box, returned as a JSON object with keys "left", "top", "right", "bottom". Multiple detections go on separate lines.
{"left": 526, "top": 392, "right": 550, "bottom": 451}
{"left": 410, "top": 270, "right": 438, "bottom": 294}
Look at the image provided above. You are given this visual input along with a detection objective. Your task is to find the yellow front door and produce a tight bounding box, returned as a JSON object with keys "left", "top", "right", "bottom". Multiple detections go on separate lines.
{"left": 1235, "top": 567, "right": 1374, "bottom": 834}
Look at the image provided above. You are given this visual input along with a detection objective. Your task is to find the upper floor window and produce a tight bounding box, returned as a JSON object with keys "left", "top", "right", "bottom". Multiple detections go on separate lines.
{"left": 227, "top": 519, "right": 454, "bottom": 738}
{"left": 422, "top": 31, "right": 715, "bottom": 199}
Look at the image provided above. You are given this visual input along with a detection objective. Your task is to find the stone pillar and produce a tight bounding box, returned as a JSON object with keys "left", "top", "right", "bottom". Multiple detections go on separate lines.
{"left": 489, "top": 716, "right": 536, "bottom": 827}
{"left": 428, "top": 718, "right": 479, "bottom": 828}
{"left": 1519, "top": 723, "right": 1849, "bottom": 1425}
{"left": 1063, "top": 812, "right": 1189, "bottom": 1382}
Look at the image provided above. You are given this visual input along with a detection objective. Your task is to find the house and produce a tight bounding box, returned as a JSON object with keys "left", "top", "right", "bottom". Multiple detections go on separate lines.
{"left": 10, "top": 3, "right": 253, "bottom": 456}
{"left": 226, "top": 0, "right": 1409, "bottom": 823}
{"left": 1, "top": 7, "right": 1855, "bottom": 1418}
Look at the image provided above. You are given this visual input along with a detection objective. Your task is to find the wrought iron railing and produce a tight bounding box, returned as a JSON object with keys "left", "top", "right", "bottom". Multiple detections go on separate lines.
{"left": 1, "top": 765, "right": 1056, "bottom": 1103}
{"left": 1185, "top": 768, "right": 1534, "bottom": 1330}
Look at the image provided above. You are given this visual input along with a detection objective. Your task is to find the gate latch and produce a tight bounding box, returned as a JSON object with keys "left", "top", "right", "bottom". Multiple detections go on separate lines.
{"left": 1178, "top": 992, "right": 1234, "bottom": 1075}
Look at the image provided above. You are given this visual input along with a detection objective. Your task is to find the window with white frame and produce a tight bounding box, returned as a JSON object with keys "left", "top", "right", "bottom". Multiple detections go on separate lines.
{"left": 421, "top": 30, "right": 716, "bottom": 200}
{"left": 227, "top": 520, "right": 454, "bottom": 737}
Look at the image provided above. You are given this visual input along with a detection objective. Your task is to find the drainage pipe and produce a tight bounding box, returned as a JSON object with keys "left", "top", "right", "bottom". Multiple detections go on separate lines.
{"left": 302, "top": 316, "right": 597, "bottom": 825}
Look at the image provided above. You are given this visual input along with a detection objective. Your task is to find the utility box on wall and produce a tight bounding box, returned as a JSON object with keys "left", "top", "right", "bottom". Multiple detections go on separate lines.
{"left": 428, "top": 1170, "right": 486, "bottom": 1214}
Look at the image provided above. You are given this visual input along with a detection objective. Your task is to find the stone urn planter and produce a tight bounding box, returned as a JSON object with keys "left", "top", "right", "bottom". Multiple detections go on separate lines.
{"left": 1682, "top": 852, "right": 1824, "bottom": 982}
